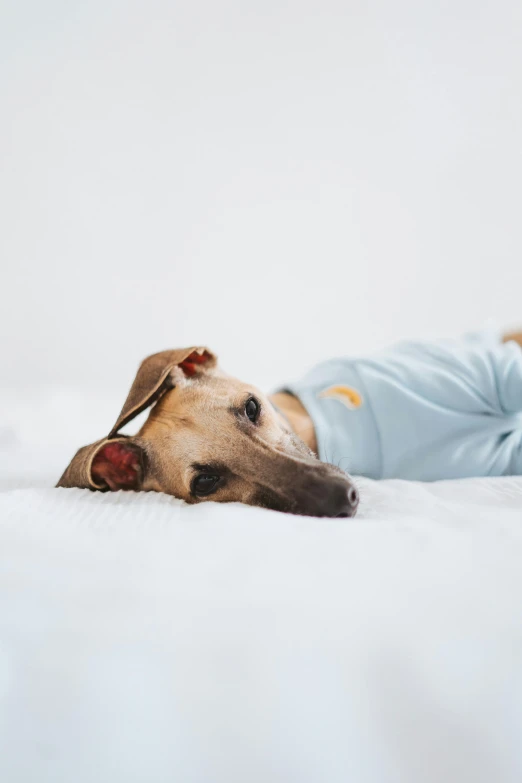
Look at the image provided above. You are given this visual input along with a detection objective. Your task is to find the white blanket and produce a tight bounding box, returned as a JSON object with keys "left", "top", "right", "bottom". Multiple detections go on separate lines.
{"left": 1, "top": 477, "right": 522, "bottom": 783}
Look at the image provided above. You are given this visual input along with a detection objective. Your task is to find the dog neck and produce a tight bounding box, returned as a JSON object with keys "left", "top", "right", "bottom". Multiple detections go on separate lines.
{"left": 270, "top": 392, "right": 318, "bottom": 455}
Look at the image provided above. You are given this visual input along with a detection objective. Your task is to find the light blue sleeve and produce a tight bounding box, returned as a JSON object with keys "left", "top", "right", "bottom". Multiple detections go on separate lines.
{"left": 463, "top": 330, "right": 522, "bottom": 414}
{"left": 352, "top": 334, "right": 522, "bottom": 479}
{"left": 376, "top": 333, "right": 522, "bottom": 416}
{"left": 487, "top": 340, "right": 522, "bottom": 414}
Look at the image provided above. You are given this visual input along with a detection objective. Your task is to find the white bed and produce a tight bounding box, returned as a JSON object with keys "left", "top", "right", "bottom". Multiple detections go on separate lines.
{"left": 1, "top": 474, "right": 522, "bottom": 783}
{"left": 1, "top": 389, "right": 522, "bottom": 782}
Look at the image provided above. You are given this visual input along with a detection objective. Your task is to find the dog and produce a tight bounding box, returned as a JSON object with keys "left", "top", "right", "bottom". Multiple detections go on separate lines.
{"left": 57, "top": 330, "right": 522, "bottom": 516}
{"left": 57, "top": 348, "right": 360, "bottom": 517}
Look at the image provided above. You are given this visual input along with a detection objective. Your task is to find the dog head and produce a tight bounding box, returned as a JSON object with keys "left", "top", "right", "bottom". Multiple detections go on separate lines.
{"left": 57, "top": 347, "right": 359, "bottom": 517}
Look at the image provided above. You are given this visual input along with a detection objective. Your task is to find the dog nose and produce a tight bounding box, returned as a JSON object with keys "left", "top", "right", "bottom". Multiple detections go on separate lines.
{"left": 314, "top": 481, "right": 359, "bottom": 518}
{"left": 289, "top": 470, "right": 360, "bottom": 518}
{"left": 334, "top": 484, "right": 359, "bottom": 518}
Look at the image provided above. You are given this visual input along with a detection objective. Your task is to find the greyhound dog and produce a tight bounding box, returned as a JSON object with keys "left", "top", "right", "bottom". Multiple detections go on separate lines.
{"left": 57, "top": 330, "right": 522, "bottom": 517}
{"left": 57, "top": 347, "right": 360, "bottom": 517}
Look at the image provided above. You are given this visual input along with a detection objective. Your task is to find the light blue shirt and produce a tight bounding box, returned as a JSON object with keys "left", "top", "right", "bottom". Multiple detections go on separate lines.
{"left": 282, "top": 332, "right": 522, "bottom": 480}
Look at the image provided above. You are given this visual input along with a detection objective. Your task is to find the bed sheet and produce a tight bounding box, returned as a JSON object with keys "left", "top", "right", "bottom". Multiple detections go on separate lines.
{"left": 1, "top": 477, "right": 522, "bottom": 783}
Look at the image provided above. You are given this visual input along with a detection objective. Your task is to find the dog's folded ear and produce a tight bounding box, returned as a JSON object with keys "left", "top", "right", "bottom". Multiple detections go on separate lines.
{"left": 108, "top": 347, "right": 216, "bottom": 438}
{"left": 56, "top": 437, "right": 145, "bottom": 491}
{"left": 56, "top": 347, "right": 216, "bottom": 491}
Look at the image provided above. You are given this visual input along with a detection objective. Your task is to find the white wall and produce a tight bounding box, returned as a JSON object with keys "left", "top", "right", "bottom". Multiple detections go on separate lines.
{"left": 2, "top": 0, "right": 522, "bottom": 394}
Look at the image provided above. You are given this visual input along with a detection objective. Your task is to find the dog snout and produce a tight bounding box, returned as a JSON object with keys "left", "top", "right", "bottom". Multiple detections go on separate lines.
{"left": 320, "top": 480, "right": 359, "bottom": 518}
{"left": 255, "top": 453, "right": 359, "bottom": 518}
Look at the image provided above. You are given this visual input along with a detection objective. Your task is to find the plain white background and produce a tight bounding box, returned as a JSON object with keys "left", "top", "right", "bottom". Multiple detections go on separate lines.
{"left": 2, "top": 0, "right": 522, "bottom": 395}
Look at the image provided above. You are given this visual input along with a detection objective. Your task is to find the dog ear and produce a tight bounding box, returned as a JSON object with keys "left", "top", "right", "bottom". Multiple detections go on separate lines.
{"left": 56, "top": 436, "right": 145, "bottom": 490}
{"left": 108, "top": 347, "right": 216, "bottom": 438}
{"left": 56, "top": 347, "right": 216, "bottom": 491}
{"left": 90, "top": 439, "right": 146, "bottom": 491}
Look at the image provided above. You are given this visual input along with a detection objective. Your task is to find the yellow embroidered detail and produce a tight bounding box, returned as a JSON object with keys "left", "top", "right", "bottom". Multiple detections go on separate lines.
{"left": 318, "top": 385, "right": 363, "bottom": 410}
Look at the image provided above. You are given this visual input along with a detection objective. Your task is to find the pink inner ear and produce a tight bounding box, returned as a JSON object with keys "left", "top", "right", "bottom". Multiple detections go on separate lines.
{"left": 179, "top": 350, "right": 210, "bottom": 377}
{"left": 91, "top": 442, "right": 142, "bottom": 491}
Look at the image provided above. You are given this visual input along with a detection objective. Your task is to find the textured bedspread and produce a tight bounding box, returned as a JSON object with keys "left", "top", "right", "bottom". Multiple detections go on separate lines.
{"left": 1, "top": 477, "right": 522, "bottom": 782}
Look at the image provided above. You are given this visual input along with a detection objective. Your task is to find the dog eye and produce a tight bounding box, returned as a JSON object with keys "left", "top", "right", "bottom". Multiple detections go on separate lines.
{"left": 245, "top": 397, "right": 260, "bottom": 423}
{"left": 192, "top": 474, "right": 220, "bottom": 497}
